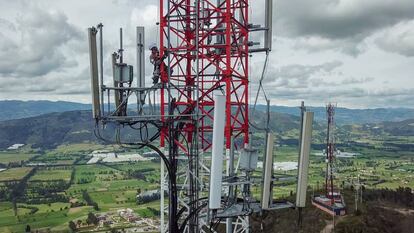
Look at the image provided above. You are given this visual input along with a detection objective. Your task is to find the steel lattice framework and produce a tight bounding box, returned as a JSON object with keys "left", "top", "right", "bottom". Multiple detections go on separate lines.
{"left": 158, "top": 1, "right": 251, "bottom": 232}
{"left": 159, "top": 0, "right": 249, "bottom": 152}
{"left": 325, "top": 103, "right": 336, "bottom": 200}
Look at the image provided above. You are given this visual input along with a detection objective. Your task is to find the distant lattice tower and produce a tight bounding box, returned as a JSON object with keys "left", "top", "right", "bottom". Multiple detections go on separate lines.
{"left": 325, "top": 103, "right": 336, "bottom": 200}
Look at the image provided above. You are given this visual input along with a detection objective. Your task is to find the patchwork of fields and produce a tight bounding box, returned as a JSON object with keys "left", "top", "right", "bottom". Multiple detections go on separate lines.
{"left": 0, "top": 141, "right": 413, "bottom": 232}
{"left": 0, "top": 144, "right": 161, "bottom": 232}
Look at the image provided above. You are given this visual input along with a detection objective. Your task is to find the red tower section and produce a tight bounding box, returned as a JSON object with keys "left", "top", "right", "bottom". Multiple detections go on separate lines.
{"left": 159, "top": 0, "right": 249, "bottom": 153}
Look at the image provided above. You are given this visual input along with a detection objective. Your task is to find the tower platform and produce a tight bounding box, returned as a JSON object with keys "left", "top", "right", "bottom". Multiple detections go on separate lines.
{"left": 311, "top": 194, "right": 346, "bottom": 216}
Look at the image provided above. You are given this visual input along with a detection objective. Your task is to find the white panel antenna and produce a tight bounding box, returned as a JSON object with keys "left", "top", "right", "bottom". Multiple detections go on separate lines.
{"left": 264, "top": 0, "right": 273, "bottom": 51}
{"left": 88, "top": 27, "right": 101, "bottom": 119}
{"left": 209, "top": 94, "right": 226, "bottom": 209}
{"left": 296, "top": 111, "right": 314, "bottom": 208}
{"left": 261, "top": 132, "right": 274, "bottom": 209}
{"left": 114, "top": 64, "right": 133, "bottom": 83}
{"left": 111, "top": 53, "right": 120, "bottom": 109}
{"left": 239, "top": 148, "right": 258, "bottom": 171}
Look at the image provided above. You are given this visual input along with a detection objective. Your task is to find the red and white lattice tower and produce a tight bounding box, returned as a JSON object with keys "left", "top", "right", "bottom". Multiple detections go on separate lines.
{"left": 158, "top": 0, "right": 251, "bottom": 232}
{"left": 159, "top": 0, "right": 249, "bottom": 153}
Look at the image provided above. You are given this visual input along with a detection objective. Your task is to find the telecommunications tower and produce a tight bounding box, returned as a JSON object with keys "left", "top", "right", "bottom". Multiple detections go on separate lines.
{"left": 311, "top": 103, "right": 346, "bottom": 216}
{"left": 157, "top": 0, "right": 272, "bottom": 232}
{"left": 87, "top": 0, "right": 315, "bottom": 232}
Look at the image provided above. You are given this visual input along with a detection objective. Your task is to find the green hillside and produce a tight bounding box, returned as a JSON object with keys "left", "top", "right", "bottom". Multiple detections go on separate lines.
{"left": 0, "top": 109, "right": 413, "bottom": 151}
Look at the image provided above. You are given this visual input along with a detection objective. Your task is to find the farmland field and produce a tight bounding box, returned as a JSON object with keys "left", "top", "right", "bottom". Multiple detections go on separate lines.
{"left": 52, "top": 143, "right": 108, "bottom": 154}
{"left": 29, "top": 168, "right": 72, "bottom": 181}
{"left": 0, "top": 152, "right": 38, "bottom": 165}
{"left": 109, "top": 161, "right": 160, "bottom": 171}
{"left": 0, "top": 138, "right": 412, "bottom": 232}
{"left": 0, "top": 167, "right": 33, "bottom": 181}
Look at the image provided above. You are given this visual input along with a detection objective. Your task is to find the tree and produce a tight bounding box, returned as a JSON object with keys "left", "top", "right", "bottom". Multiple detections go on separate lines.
{"left": 68, "top": 221, "right": 76, "bottom": 231}
{"left": 82, "top": 190, "right": 99, "bottom": 211}
{"left": 87, "top": 212, "right": 98, "bottom": 225}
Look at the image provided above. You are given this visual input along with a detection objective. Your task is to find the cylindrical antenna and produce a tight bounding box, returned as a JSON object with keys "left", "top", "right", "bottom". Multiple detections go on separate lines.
{"left": 98, "top": 23, "right": 104, "bottom": 116}
{"left": 119, "top": 28, "right": 123, "bottom": 63}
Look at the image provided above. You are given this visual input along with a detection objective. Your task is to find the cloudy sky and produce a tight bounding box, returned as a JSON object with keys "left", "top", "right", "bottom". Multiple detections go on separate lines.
{"left": 0, "top": 0, "right": 413, "bottom": 108}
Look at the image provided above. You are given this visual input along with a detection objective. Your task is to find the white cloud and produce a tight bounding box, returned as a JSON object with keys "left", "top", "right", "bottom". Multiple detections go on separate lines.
{"left": 0, "top": 6, "right": 83, "bottom": 77}
{"left": 276, "top": 0, "right": 414, "bottom": 56}
{"left": 0, "top": 0, "right": 413, "bottom": 108}
{"left": 130, "top": 5, "right": 158, "bottom": 27}
{"left": 375, "top": 20, "right": 414, "bottom": 57}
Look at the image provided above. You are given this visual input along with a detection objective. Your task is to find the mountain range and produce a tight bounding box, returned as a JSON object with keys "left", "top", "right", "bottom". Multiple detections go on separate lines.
{"left": 254, "top": 105, "right": 414, "bottom": 125}
{"left": 1, "top": 100, "right": 414, "bottom": 124}
{"left": 0, "top": 100, "right": 90, "bottom": 121}
{"left": 0, "top": 108, "right": 413, "bottom": 150}
{"left": 0, "top": 109, "right": 305, "bottom": 150}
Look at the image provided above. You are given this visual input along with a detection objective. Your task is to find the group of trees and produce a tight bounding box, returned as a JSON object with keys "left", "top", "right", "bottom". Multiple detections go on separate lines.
{"left": 68, "top": 220, "right": 77, "bottom": 231}
{"left": 0, "top": 167, "right": 74, "bottom": 205}
{"left": 76, "top": 178, "right": 93, "bottom": 184}
{"left": 337, "top": 158, "right": 354, "bottom": 167}
{"left": 0, "top": 185, "right": 12, "bottom": 200}
{"left": 98, "top": 170, "right": 115, "bottom": 175}
{"left": 137, "top": 190, "right": 161, "bottom": 204}
{"left": 69, "top": 168, "right": 75, "bottom": 185}
{"left": 363, "top": 187, "right": 414, "bottom": 208}
{"left": 82, "top": 190, "right": 99, "bottom": 211}
{"left": 125, "top": 170, "right": 146, "bottom": 180}
{"left": 87, "top": 212, "right": 99, "bottom": 225}
{"left": 10, "top": 168, "right": 37, "bottom": 202}
{"left": 1, "top": 160, "right": 25, "bottom": 168}
{"left": 76, "top": 171, "right": 97, "bottom": 184}
{"left": 68, "top": 212, "right": 99, "bottom": 232}
{"left": 17, "top": 204, "right": 38, "bottom": 215}
{"left": 70, "top": 201, "right": 85, "bottom": 208}
{"left": 29, "top": 180, "right": 68, "bottom": 194}
{"left": 23, "top": 178, "right": 70, "bottom": 204}
{"left": 24, "top": 194, "right": 68, "bottom": 205}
